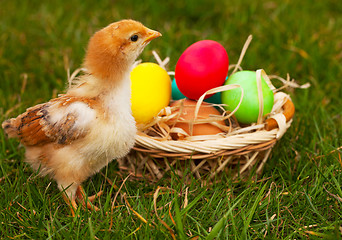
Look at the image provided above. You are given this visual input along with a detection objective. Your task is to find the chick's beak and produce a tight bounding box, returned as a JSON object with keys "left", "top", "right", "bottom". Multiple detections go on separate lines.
{"left": 143, "top": 29, "right": 162, "bottom": 44}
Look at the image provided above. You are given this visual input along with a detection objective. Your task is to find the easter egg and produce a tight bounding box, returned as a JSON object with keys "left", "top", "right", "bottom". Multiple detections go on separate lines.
{"left": 171, "top": 78, "right": 186, "bottom": 100}
{"left": 172, "top": 78, "right": 222, "bottom": 104}
{"left": 221, "top": 71, "right": 274, "bottom": 124}
{"left": 130, "top": 63, "right": 171, "bottom": 124}
{"left": 170, "top": 99, "right": 225, "bottom": 137}
{"left": 206, "top": 92, "right": 222, "bottom": 105}
{"left": 175, "top": 40, "right": 229, "bottom": 100}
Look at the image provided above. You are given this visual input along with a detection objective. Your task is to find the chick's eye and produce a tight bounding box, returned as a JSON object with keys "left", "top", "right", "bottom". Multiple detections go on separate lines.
{"left": 130, "top": 35, "right": 139, "bottom": 42}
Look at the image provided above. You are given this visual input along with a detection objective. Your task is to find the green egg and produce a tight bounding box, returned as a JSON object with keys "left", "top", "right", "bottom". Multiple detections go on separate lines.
{"left": 221, "top": 71, "right": 274, "bottom": 124}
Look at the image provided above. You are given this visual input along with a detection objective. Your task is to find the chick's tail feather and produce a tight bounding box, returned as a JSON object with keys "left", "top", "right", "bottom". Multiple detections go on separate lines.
{"left": 2, "top": 118, "right": 20, "bottom": 138}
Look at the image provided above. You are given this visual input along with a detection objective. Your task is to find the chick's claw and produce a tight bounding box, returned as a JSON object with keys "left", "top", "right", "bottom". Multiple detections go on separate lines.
{"left": 87, "top": 190, "right": 104, "bottom": 203}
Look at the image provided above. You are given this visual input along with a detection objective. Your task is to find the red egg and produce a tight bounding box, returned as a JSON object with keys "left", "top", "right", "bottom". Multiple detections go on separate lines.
{"left": 175, "top": 40, "right": 229, "bottom": 100}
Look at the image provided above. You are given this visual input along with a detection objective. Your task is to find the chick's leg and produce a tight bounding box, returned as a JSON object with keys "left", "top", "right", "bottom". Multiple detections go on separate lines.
{"left": 62, "top": 193, "right": 78, "bottom": 217}
{"left": 75, "top": 185, "right": 103, "bottom": 211}
{"left": 59, "top": 183, "right": 79, "bottom": 217}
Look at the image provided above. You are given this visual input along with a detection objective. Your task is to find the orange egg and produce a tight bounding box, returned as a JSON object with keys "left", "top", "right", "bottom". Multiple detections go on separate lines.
{"left": 170, "top": 99, "right": 225, "bottom": 137}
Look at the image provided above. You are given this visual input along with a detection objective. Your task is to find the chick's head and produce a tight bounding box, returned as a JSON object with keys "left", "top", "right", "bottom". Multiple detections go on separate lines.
{"left": 84, "top": 19, "right": 161, "bottom": 79}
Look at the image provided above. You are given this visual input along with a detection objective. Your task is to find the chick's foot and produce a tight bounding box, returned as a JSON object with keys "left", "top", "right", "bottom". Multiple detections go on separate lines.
{"left": 76, "top": 185, "right": 103, "bottom": 211}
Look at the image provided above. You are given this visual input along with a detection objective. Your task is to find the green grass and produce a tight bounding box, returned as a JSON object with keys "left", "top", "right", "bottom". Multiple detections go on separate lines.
{"left": 1, "top": 0, "right": 341, "bottom": 239}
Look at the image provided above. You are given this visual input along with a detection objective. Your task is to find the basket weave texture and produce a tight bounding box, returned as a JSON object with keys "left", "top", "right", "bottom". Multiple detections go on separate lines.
{"left": 118, "top": 90, "right": 293, "bottom": 181}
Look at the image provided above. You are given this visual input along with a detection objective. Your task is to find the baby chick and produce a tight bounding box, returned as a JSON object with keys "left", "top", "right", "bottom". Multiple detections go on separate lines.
{"left": 2, "top": 19, "right": 161, "bottom": 216}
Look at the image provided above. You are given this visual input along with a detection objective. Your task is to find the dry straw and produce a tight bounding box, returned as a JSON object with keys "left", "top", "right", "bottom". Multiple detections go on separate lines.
{"left": 119, "top": 35, "right": 310, "bottom": 182}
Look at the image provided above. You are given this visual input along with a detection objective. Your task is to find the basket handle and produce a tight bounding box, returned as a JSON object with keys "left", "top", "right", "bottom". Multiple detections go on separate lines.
{"left": 265, "top": 98, "right": 295, "bottom": 131}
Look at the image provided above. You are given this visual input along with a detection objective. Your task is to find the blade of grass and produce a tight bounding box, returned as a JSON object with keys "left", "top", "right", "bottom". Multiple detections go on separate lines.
{"left": 242, "top": 183, "right": 268, "bottom": 238}
{"left": 303, "top": 189, "right": 328, "bottom": 223}
{"left": 88, "top": 217, "right": 95, "bottom": 240}
{"left": 174, "top": 192, "right": 187, "bottom": 240}
{"left": 205, "top": 194, "right": 244, "bottom": 240}
{"left": 180, "top": 190, "right": 206, "bottom": 215}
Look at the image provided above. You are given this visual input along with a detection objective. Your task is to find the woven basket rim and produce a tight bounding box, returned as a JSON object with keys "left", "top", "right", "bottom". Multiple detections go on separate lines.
{"left": 133, "top": 90, "right": 293, "bottom": 159}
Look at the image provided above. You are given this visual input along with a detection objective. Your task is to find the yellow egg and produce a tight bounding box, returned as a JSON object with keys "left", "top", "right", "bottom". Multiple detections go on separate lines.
{"left": 130, "top": 63, "right": 171, "bottom": 124}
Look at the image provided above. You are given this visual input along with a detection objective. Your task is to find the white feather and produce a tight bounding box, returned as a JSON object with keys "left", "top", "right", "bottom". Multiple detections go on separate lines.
{"left": 48, "top": 101, "right": 96, "bottom": 130}
{"left": 77, "top": 72, "right": 136, "bottom": 173}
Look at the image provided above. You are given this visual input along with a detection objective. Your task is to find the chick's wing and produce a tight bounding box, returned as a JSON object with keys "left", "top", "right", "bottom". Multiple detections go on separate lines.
{"left": 16, "top": 95, "right": 97, "bottom": 146}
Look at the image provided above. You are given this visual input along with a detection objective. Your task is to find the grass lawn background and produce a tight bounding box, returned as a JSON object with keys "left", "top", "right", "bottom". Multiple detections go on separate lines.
{"left": 0, "top": 0, "right": 341, "bottom": 239}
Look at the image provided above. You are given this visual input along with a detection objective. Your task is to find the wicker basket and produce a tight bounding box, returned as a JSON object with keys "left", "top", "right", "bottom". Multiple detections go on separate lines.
{"left": 117, "top": 37, "right": 309, "bottom": 182}
{"left": 118, "top": 89, "right": 294, "bottom": 182}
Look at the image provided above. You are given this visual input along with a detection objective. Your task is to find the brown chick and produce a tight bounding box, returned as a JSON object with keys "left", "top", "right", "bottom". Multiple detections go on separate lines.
{"left": 2, "top": 19, "right": 161, "bottom": 216}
